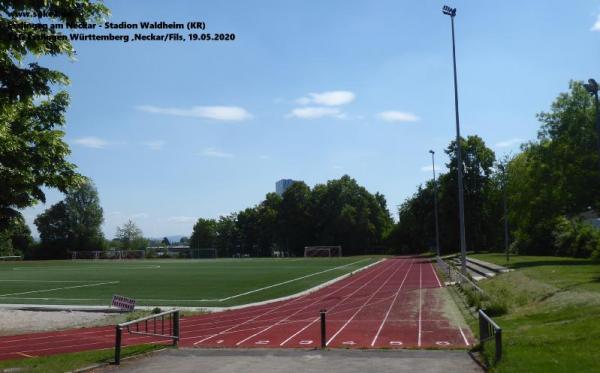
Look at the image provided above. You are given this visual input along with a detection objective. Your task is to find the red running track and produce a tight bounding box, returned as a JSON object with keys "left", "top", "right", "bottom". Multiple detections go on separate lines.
{"left": 0, "top": 258, "right": 474, "bottom": 361}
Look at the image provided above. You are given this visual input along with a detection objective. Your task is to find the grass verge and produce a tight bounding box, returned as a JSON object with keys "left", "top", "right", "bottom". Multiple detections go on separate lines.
{"left": 0, "top": 344, "right": 164, "bottom": 373}
{"left": 468, "top": 253, "right": 600, "bottom": 372}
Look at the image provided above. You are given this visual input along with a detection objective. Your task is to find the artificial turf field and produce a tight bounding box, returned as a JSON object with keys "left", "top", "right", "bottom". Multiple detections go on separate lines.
{"left": 0, "top": 257, "right": 380, "bottom": 307}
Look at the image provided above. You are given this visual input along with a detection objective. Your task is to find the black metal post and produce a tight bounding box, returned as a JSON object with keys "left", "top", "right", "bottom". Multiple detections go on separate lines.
{"left": 173, "top": 310, "right": 180, "bottom": 346}
{"left": 495, "top": 328, "right": 502, "bottom": 362}
{"left": 443, "top": 6, "right": 467, "bottom": 274}
{"left": 430, "top": 150, "right": 441, "bottom": 258}
{"left": 501, "top": 164, "right": 510, "bottom": 262}
{"left": 114, "top": 326, "right": 122, "bottom": 365}
{"left": 585, "top": 79, "right": 600, "bottom": 175}
{"left": 594, "top": 89, "right": 600, "bottom": 172}
{"left": 320, "top": 309, "right": 326, "bottom": 349}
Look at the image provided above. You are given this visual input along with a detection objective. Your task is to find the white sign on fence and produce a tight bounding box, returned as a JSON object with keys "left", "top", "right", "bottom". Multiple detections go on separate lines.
{"left": 111, "top": 294, "right": 136, "bottom": 311}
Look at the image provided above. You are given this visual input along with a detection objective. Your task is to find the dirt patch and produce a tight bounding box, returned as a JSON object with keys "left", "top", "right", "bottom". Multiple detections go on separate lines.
{"left": 0, "top": 309, "right": 117, "bottom": 335}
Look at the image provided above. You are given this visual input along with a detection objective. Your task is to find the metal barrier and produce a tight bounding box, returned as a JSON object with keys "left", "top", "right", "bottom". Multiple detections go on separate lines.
{"left": 436, "top": 257, "right": 484, "bottom": 293}
{"left": 114, "top": 309, "right": 180, "bottom": 365}
{"left": 479, "top": 309, "right": 502, "bottom": 363}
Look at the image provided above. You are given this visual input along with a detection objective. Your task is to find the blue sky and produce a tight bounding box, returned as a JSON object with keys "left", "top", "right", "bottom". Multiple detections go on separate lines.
{"left": 22, "top": 0, "right": 600, "bottom": 238}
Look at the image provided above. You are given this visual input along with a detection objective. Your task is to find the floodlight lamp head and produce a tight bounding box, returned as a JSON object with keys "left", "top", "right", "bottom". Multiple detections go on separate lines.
{"left": 588, "top": 79, "right": 598, "bottom": 90}
{"left": 429, "top": 150, "right": 435, "bottom": 155}
{"left": 442, "top": 6, "right": 456, "bottom": 16}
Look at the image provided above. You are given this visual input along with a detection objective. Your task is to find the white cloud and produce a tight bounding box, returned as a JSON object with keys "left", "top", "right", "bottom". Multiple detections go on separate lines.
{"left": 287, "top": 107, "right": 345, "bottom": 119}
{"left": 202, "top": 147, "right": 234, "bottom": 158}
{"left": 495, "top": 138, "right": 523, "bottom": 148}
{"left": 130, "top": 213, "right": 149, "bottom": 219}
{"left": 73, "top": 137, "right": 109, "bottom": 149}
{"left": 377, "top": 111, "right": 420, "bottom": 123}
{"left": 296, "top": 91, "right": 355, "bottom": 106}
{"left": 592, "top": 15, "right": 600, "bottom": 31}
{"left": 142, "top": 140, "right": 165, "bottom": 150}
{"left": 136, "top": 105, "right": 252, "bottom": 121}
{"left": 167, "top": 216, "right": 196, "bottom": 223}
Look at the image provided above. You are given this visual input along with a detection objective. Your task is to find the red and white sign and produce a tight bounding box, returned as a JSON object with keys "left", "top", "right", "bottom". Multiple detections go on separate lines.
{"left": 111, "top": 294, "right": 136, "bottom": 311}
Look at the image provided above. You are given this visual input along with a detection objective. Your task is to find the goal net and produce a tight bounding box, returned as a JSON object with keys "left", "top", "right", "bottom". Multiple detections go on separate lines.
{"left": 304, "top": 246, "right": 342, "bottom": 258}
{"left": 71, "top": 250, "right": 146, "bottom": 260}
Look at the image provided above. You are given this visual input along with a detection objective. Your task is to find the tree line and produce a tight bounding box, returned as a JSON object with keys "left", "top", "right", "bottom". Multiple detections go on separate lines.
{"left": 388, "top": 81, "right": 600, "bottom": 259}
{"left": 190, "top": 175, "right": 393, "bottom": 257}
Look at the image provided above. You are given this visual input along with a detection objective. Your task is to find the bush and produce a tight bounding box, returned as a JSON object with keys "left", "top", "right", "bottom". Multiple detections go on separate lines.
{"left": 552, "top": 216, "right": 600, "bottom": 258}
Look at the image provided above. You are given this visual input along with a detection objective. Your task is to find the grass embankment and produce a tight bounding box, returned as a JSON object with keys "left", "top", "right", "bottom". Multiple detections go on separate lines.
{"left": 469, "top": 253, "right": 600, "bottom": 372}
{"left": 0, "top": 344, "right": 163, "bottom": 373}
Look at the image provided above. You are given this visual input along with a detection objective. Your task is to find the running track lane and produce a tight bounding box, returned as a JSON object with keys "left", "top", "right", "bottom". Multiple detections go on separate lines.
{"left": 0, "top": 258, "right": 474, "bottom": 361}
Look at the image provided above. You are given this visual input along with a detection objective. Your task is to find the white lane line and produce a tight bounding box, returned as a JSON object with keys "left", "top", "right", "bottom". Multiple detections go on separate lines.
{"left": 459, "top": 327, "right": 470, "bottom": 346}
{"left": 218, "top": 258, "right": 371, "bottom": 302}
{"left": 430, "top": 262, "right": 442, "bottom": 287}
{"left": 234, "top": 260, "right": 378, "bottom": 346}
{"left": 0, "top": 281, "right": 119, "bottom": 297}
{"left": 418, "top": 263, "right": 422, "bottom": 347}
{"left": 370, "top": 260, "right": 414, "bottom": 346}
{"left": 326, "top": 260, "right": 407, "bottom": 346}
{"left": 195, "top": 259, "right": 379, "bottom": 345}
{"left": 280, "top": 261, "right": 397, "bottom": 346}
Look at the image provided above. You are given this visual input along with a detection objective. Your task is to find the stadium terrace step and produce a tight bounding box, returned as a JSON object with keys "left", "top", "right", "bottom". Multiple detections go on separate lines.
{"left": 466, "top": 257, "right": 510, "bottom": 273}
{"left": 447, "top": 258, "right": 487, "bottom": 281}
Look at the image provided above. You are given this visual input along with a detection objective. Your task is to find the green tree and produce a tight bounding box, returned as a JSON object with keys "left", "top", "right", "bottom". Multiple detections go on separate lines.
{"left": 190, "top": 218, "right": 217, "bottom": 249}
{"left": 115, "top": 220, "right": 146, "bottom": 250}
{"left": 34, "top": 201, "right": 70, "bottom": 258}
{"left": 34, "top": 180, "right": 105, "bottom": 258}
{"left": 0, "top": 1, "right": 109, "bottom": 232}
{"left": 278, "top": 182, "right": 313, "bottom": 256}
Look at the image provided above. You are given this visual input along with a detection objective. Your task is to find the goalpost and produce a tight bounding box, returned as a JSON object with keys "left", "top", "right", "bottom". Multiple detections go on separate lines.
{"left": 304, "top": 246, "right": 342, "bottom": 258}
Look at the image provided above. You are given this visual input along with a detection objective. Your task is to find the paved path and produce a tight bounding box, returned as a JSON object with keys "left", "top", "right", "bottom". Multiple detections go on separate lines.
{"left": 105, "top": 348, "right": 483, "bottom": 373}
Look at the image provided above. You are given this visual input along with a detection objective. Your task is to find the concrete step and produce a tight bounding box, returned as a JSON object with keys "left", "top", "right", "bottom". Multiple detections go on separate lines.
{"left": 447, "top": 258, "right": 488, "bottom": 281}
{"left": 466, "top": 257, "right": 510, "bottom": 273}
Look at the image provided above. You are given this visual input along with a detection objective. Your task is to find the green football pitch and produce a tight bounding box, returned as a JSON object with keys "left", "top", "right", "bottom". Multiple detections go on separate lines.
{"left": 0, "top": 257, "right": 380, "bottom": 307}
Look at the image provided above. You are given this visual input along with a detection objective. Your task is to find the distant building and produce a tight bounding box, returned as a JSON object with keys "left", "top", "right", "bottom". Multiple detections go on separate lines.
{"left": 276, "top": 179, "right": 299, "bottom": 196}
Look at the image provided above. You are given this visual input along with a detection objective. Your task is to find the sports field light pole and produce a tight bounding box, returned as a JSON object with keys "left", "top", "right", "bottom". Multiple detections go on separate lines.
{"left": 584, "top": 78, "right": 600, "bottom": 172}
{"left": 429, "top": 150, "right": 441, "bottom": 259}
{"left": 442, "top": 5, "right": 467, "bottom": 274}
{"left": 498, "top": 162, "right": 510, "bottom": 262}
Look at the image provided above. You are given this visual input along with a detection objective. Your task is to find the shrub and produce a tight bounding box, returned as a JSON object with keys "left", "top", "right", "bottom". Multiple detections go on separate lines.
{"left": 552, "top": 216, "right": 600, "bottom": 258}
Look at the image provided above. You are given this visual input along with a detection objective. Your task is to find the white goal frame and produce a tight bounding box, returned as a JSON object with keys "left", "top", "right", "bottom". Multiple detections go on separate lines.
{"left": 304, "top": 246, "right": 342, "bottom": 258}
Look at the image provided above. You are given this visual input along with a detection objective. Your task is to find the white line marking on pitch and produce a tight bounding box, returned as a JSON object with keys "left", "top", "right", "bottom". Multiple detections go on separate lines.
{"left": 371, "top": 260, "right": 414, "bottom": 346}
{"left": 299, "top": 340, "right": 313, "bottom": 345}
{"left": 436, "top": 341, "right": 451, "bottom": 346}
{"left": 389, "top": 341, "right": 403, "bottom": 346}
{"left": 216, "top": 340, "right": 224, "bottom": 344}
{"left": 12, "top": 266, "right": 160, "bottom": 271}
{"left": 326, "top": 260, "right": 406, "bottom": 346}
{"left": 254, "top": 340, "right": 269, "bottom": 345}
{"left": 342, "top": 341, "right": 355, "bottom": 345}
{"left": 0, "top": 281, "right": 119, "bottom": 297}
{"left": 418, "top": 263, "right": 422, "bottom": 347}
{"left": 219, "top": 259, "right": 371, "bottom": 302}
{"left": 0, "top": 280, "right": 114, "bottom": 283}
